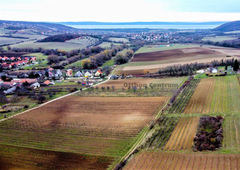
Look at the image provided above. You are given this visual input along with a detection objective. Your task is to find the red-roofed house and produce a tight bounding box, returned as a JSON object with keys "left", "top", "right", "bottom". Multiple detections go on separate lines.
{"left": 10, "top": 57, "right": 15, "bottom": 61}
{"left": 0, "top": 79, "right": 3, "bottom": 84}
{"left": 17, "top": 57, "right": 21, "bottom": 61}
{"left": 0, "top": 57, "right": 2, "bottom": 60}
{"left": 95, "top": 69, "right": 103, "bottom": 77}
{"left": 3, "top": 56, "right": 9, "bottom": 61}
{"left": 2, "top": 63, "right": 12, "bottom": 69}
{"left": 43, "top": 80, "right": 51, "bottom": 85}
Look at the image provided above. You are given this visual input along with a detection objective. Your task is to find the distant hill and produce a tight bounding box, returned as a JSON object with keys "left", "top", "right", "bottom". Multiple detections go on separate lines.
{"left": 59, "top": 21, "right": 226, "bottom": 25}
{"left": 213, "top": 20, "right": 240, "bottom": 32}
{"left": 0, "top": 20, "right": 77, "bottom": 33}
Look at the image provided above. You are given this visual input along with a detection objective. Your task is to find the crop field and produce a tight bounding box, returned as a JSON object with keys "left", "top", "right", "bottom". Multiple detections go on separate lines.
{"left": 202, "top": 36, "right": 237, "bottom": 42}
{"left": 0, "top": 144, "right": 113, "bottom": 170}
{"left": 109, "top": 37, "right": 129, "bottom": 42}
{"left": 132, "top": 47, "right": 220, "bottom": 62}
{"left": 0, "top": 36, "right": 27, "bottom": 45}
{"left": 124, "top": 152, "right": 240, "bottom": 170}
{"left": 8, "top": 40, "right": 88, "bottom": 51}
{"left": 0, "top": 96, "right": 167, "bottom": 158}
{"left": 117, "top": 45, "right": 240, "bottom": 75}
{"left": 135, "top": 44, "right": 199, "bottom": 54}
{"left": 144, "top": 116, "right": 180, "bottom": 149}
{"left": 168, "top": 79, "right": 200, "bottom": 114}
{"left": 98, "top": 42, "right": 122, "bottom": 48}
{"left": 118, "top": 47, "right": 230, "bottom": 75}
{"left": 223, "top": 115, "right": 240, "bottom": 153}
{"left": 183, "top": 76, "right": 240, "bottom": 115}
{"left": 97, "top": 78, "right": 155, "bottom": 89}
{"left": 164, "top": 117, "right": 199, "bottom": 151}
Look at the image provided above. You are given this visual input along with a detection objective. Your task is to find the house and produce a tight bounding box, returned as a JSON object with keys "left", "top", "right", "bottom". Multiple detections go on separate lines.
{"left": 43, "top": 80, "right": 55, "bottom": 86}
{"left": 3, "top": 86, "right": 16, "bottom": 95}
{"left": 43, "top": 80, "right": 51, "bottom": 85}
{"left": 0, "top": 79, "right": 3, "bottom": 84}
{"left": 196, "top": 70, "right": 204, "bottom": 74}
{"left": 95, "top": 70, "right": 102, "bottom": 77}
{"left": 3, "top": 56, "right": 9, "bottom": 61}
{"left": 10, "top": 57, "right": 15, "bottom": 61}
{"left": 2, "top": 64, "right": 12, "bottom": 69}
{"left": 30, "top": 82, "right": 40, "bottom": 89}
{"left": 17, "top": 57, "right": 21, "bottom": 61}
{"left": 74, "top": 71, "right": 83, "bottom": 77}
{"left": 84, "top": 71, "right": 92, "bottom": 77}
{"left": 66, "top": 69, "right": 73, "bottom": 77}
{"left": 212, "top": 68, "right": 218, "bottom": 73}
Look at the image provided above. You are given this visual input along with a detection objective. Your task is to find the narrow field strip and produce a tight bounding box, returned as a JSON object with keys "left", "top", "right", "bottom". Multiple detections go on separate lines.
{"left": 124, "top": 152, "right": 240, "bottom": 170}
{"left": 163, "top": 117, "right": 199, "bottom": 151}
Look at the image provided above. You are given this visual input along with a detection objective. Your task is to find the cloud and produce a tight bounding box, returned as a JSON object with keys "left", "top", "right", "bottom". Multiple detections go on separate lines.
{"left": 0, "top": 0, "right": 240, "bottom": 22}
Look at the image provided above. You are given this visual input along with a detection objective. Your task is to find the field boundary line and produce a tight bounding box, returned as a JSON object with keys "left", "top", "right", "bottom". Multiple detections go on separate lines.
{"left": 0, "top": 77, "right": 110, "bottom": 123}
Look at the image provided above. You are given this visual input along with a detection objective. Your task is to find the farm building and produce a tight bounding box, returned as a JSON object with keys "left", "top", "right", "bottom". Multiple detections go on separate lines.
{"left": 212, "top": 68, "right": 218, "bottom": 73}
{"left": 3, "top": 86, "right": 16, "bottom": 95}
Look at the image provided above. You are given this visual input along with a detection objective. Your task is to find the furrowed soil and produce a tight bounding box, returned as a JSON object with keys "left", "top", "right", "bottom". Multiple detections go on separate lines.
{"left": 0, "top": 144, "right": 113, "bottom": 170}
{"left": 164, "top": 117, "right": 199, "bottom": 151}
{"left": 0, "top": 96, "right": 168, "bottom": 158}
{"left": 124, "top": 152, "right": 240, "bottom": 170}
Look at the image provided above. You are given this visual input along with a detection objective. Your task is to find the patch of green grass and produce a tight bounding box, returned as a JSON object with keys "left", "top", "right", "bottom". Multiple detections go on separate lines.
{"left": 202, "top": 36, "right": 237, "bottom": 42}
{"left": 22, "top": 53, "right": 48, "bottom": 60}
{"left": 109, "top": 37, "right": 129, "bottom": 43}
{"left": 7, "top": 41, "right": 87, "bottom": 51}
{"left": 98, "top": 42, "right": 122, "bottom": 48}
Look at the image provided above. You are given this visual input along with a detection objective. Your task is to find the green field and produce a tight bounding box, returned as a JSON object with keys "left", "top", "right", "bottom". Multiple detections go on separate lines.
{"left": 10, "top": 33, "right": 47, "bottom": 40}
{"left": 109, "top": 37, "right": 129, "bottom": 43}
{"left": 7, "top": 40, "right": 88, "bottom": 51}
{"left": 23, "top": 52, "right": 48, "bottom": 60}
{"left": 223, "top": 115, "right": 240, "bottom": 153}
{"left": 65, "top": 36, "right": 98, "bottom": 46}
{"left": 98, "top": 42, "right": 122, "bottom": 48}
{"left": 135, "top": 44, "right": 199, "bottom": 54}
{"left": 202, "top": 36, "right": 237, "bottom": 42}
{"left": 0, "top": 37, "right": 27, "bottom": 46}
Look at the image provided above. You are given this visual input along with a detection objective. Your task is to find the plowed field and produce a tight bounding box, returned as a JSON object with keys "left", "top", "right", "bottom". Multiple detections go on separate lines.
{"left": 164, "top": 117, "right": 199, "bottom": 151}
{"left": 124, "top": 152, "right": 240, "bottom": 170}
{"left": 0, "top": 96, "right": 168, "bottom": 157}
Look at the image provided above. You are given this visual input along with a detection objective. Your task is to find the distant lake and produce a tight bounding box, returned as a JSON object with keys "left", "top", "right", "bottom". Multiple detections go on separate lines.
{"left": 67, "top": 24, "right": 220, "bottom": 29}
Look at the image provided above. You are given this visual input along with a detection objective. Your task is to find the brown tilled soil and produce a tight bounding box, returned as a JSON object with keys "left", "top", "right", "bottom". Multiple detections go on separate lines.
{"left": 131, "top": 47, "right": 220, "bottom": 62}
{"left": 0, "top": 144, "right": 113, "bottom": 170}
{"left": 15, "top": 96, "right": 168, "bottom": 132}
{"left": 124, "top": 152, "right": 240, "bottom": 170}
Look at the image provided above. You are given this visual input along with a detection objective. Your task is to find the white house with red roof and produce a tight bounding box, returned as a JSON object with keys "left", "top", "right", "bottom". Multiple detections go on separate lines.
{"left": 95, "top": 69, "right": 102, "bottom": 77}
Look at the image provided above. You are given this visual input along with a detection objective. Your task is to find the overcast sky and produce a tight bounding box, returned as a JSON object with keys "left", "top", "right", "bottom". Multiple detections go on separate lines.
{"left": 1, "top": 0, "right": 240, "bottom": 22}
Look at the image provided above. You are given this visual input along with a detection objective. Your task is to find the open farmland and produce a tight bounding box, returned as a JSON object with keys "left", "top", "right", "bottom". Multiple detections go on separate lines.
{"left": 223, "top": 115, "right": 240, "bottom": 153}
{"left": 168, "top": 79, "right": 200, "bottom": 114}
{"left": 0, "top": 96, "right": 167, "bottom": 159}
{"left": 0, "top": 144, "right": 113, "bottom": 170}
{"left": 8, "top": 40, "right": 89, "bottom": 51}
{"left": 0, "top": 36, "right": 27, "bottom": 45}
{"left": 164, "top": 117, "right": 199, "bottom": 151}
{"left": 116, "top": 45, "right": 240, "bottom": 75}
{"left": 23, "top": 52, "right": 48, "bottom": 60}
{"left": 98, "top": 42, "right": 122, "bottom": 48}
{"left": 109, "top": 37, "right": 129, "bottom": 42}
{"left": 183, "top": 76, "right": 240, "bottom": 115}
{"left": 202, "top": 36, "right": 237, "bottom": 42}
{"left": 124, "top": 152, "right": 240, "bottom": 170}
{"left": 144, "top": 116, "right": 180, "bottom": 150}
{"left": 97, "top": 78, "right": 155, "bottom": 89}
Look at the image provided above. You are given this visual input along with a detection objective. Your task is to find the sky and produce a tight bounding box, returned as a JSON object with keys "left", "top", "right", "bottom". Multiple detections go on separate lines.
{"left": 0, "top": 0, "right": 240, "bottom": 22}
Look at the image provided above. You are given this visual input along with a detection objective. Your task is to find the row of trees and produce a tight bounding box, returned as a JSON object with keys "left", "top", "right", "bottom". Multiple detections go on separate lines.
{"left": 158, "top": 58, "right": 240, "bottom": 76}
{"left": 114, "top": 50, "right": 134, "bottom": 65}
